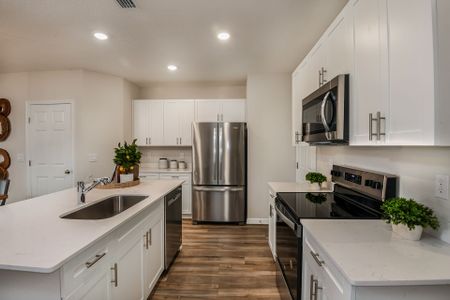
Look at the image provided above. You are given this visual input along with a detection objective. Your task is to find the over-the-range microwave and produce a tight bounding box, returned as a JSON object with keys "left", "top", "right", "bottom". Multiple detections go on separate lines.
{"left": 302, "top": 74, "right": 349, "bottom": 145}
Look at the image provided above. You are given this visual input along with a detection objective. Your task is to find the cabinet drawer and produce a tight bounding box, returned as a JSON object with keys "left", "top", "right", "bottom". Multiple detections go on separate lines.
{"left": 159, "top": 173, "right": 191, "bottom": 184}
{"left": 61, "top": 235, "right": 112, "bottom": 298}
{"left": 304, "top": 233, "right": 351, "bottom": 300}
{"left": 140, "top": 173, "right": 160, "bottom": 181}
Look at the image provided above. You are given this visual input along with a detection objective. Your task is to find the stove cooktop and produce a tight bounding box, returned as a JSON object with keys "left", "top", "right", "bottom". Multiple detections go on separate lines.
{"left": 276, "top": 185, "right": 383, "bottom": 223}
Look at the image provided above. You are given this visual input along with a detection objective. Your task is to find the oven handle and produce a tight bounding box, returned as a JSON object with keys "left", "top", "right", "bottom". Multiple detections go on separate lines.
{"left": 275, "top": 206, "right": 296, "bottom": 231}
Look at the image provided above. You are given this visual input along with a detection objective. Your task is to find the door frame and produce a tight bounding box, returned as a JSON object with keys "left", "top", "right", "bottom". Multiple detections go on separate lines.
{"left": 25, "top": 100, "right": 76, "bottom": 198}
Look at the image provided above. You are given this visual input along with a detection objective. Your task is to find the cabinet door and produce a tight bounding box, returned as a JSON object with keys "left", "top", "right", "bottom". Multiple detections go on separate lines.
{"left": 65, "top": 272, "right": 111, "bottom": 300}
{"left": 133, "top": 100, "right": 149, "bottom": 146}
{"left": 178, "top": 100, "right": 195, "bottom": 145}
{"left": 326, "top": 9, "right": 354, "bottom": 79}
{"left": 221, "top": 100, "right": 246, "bottom": 122}
{"left": 181, "top": 181, "right": 192, "bottom": 214}
{"left": 143, "top": 218, "right": 164, "bottom": 298}
{"left": 111, "top": 238, "right": 144, "bottom": 300}
{"left": 195, "top": 100, "right": 221, "bottom": 122}
{"left": 307, "top": 41, "right": 327, "bottom": 93}
{"left": 268, "top": 191, "right": 276, "bottom": 259}
{"left": 139, "top": 173, "right": 160, "bottom": 181}
{"left": 163, "top": 100, "right": 180, "bottom": 146}
{"left": 292, "top": 63, "right": 308, "bottom": 146}
{"left": 149, "top": 101, "right": 164, "bottom": 146}
{"left": 351, "top": 0, "right": 389, "bottom": 145}
{"left": 386, "top": 0, "right": 435, "bottom": 145}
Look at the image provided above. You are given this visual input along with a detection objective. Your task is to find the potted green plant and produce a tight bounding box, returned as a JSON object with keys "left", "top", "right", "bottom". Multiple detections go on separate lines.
{"left": 381, "top": 197, "right": 439, "bottom": 241}
{"left": 305, "top": 172, "right": 327, "bottom": 191}
{"left": 113, "top": 139, "right": 142, "bottom": 183}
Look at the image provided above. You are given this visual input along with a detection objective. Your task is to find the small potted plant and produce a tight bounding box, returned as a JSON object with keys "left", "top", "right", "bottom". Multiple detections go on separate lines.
{"left": 305, "top": 172, "right": 327, "bottom": 191}
{"left": 381, "top": 197, "right": 439, "bottom": 241}
{"left": 113, "top": 139, "right": 142, "bottom": 183}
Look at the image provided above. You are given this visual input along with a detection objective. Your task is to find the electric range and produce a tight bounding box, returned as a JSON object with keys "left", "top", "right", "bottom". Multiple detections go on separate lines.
{"left": 275, "top": 165, "right": 398, "bottom": 300}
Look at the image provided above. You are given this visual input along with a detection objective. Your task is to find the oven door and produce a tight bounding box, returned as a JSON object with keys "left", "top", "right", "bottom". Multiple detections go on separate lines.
{"left": 275, "top": 204, "right": 302, "bottom": 300}
{"left": 302, "top": 74, "right": 349, "bottom": 144}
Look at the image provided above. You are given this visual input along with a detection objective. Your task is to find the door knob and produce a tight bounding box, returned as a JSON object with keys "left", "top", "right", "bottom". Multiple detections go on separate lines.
{"left": 64, "top": 169, "right": 71, "bottom": 174}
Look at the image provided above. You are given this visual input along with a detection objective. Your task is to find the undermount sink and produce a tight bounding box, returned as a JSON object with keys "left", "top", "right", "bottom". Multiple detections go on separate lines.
{"left": 61, "top": 195, "right": 149, "bottom": 220}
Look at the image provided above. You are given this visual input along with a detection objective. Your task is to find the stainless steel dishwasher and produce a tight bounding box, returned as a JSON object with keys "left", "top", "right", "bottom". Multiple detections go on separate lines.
{"left": 164, "top": 186, "right": 182, "bottom": 270}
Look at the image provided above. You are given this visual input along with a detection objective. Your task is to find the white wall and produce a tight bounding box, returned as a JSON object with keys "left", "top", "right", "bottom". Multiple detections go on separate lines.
{"left": 0, "top": 70, "right": 139, "bottom": 203}
{"left": 246, "top": 73, "right": 296, "bottom": 221}
{"left": 139, "top": 81, "right": 246, "bottom": 99}
{"left": 316, "top": 146, "right": 450, "bottom": 243}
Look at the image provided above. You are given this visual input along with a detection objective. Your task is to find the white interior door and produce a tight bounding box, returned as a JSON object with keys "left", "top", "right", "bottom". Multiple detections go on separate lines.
{"left": 28, "top": 103, "right": 73, "bottom": 197}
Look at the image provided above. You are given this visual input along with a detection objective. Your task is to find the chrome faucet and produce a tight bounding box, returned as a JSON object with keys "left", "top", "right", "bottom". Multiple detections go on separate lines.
{"left": 77, "top": 177, "right": 111, "bottom": 204}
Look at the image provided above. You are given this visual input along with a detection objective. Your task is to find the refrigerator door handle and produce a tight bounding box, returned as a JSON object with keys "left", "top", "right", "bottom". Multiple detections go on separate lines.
{"left": 213, "top": 126, "right": 217, "bottom": 181}
{"left": 193, "top": 186, "right": 244, "bottom": 192}
{"left": 218, "top": 123, "right": 224, "bottom": 182}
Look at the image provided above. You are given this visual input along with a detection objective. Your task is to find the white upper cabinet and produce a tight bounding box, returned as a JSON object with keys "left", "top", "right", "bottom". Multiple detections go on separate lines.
{"left": 351, "top": 0, "right": 389, "bottom": 145}
{"left": 196, "top": 99, "right": 246, "bottom": 122}
{"left": 133, "top": 100, "right": 164, "bottom": 146}
{"left": 386, "top": 0, "right": 435, "bottom": 145}
{"left": 163, "top": 100, "right": 195, "bottom": 146}
{"left": 293, "top": 0, "right": 449, "bottom": 146}
{"left": 292, "top": 62, "right": 307, "bottom": 146}
{"left": 195, "top": 100, "right": 222, "bottom": 122}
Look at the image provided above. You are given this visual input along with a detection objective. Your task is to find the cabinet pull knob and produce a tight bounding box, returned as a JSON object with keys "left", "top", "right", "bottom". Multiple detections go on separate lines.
{"left": 310, "top": 251, "right": 324, "bottom": 267}
{"left": 85, "top": 252, "right": 106, "bottom": 268}
{"left": 111, "top": 263, "right": 118, "bottom": 287}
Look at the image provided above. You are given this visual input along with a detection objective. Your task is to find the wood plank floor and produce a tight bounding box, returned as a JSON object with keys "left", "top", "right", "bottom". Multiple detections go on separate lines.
{"left": 151, "top": 220, "right": 282, "bottom": 299}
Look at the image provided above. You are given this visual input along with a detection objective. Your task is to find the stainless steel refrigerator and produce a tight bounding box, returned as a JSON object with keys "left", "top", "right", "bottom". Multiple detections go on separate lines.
{"left": 192, "top": 122, "right": 247, "bottom": 224}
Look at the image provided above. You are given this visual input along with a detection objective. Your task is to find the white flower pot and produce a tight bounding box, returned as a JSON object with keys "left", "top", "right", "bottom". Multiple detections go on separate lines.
{"left": 120, "top": 173, "right": 134, "bottom": 183}
{"left": 392, "top": 223, "right": 423, "bottom": 241}
{"left": 309, "top": 182, "right": 321, "bottom": 191}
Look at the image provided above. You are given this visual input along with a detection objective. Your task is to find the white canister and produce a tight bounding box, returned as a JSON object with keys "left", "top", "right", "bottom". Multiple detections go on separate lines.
{"left": 178, "top": 161, "right": 187, "bottom": 169}
{"left": 169, "top": 160, "right": 178, "bottom": 169}
{"left": 159, "top": 158, "right": 169, "bottom": 169}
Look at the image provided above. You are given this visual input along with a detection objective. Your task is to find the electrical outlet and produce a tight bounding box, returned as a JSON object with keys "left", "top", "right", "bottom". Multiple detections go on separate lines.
{"left": 88, "top": 153, "right": 97, "bottom": 162}
{"left": 435, "top": 175, "right": 449, "bottom": 200}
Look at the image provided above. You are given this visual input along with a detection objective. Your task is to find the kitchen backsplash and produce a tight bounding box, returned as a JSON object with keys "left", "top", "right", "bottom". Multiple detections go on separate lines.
{"left": 139, "top": 147, "right": 192, "bottom": 169}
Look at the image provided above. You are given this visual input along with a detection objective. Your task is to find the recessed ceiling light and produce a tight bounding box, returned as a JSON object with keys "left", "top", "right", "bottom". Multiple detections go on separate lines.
{"left": 217, "top": 32, "right": 231, "bottom": 41}
{"left": 167, "top": 65, "right": 178, "bottom": 71}
{"left": 94, "top": 32, "right": 108, "bottom": 40}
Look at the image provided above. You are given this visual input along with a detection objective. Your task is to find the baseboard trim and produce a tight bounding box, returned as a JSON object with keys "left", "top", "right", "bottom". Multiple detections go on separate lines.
{"left": 246, "top": 218, "right": 269, "bottom": 225}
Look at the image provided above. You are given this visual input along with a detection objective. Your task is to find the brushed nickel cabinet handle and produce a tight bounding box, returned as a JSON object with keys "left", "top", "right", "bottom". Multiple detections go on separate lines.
{"left": 377, "top": 111, "right": 386, "bottom": 141}
{"left": 111, "top": 263, "right": 118, "bottom": 287}
{"left": 310, "top": 275, "right": 315, "bottom": 300}
{"left": 85, "top": 252, "right": 106, "bottom": 268}
{"left": 310, "top": 251, "right": 324, "bottom": 267}
{"left": 148, "top": 228, "right": 152, "bottom": 246}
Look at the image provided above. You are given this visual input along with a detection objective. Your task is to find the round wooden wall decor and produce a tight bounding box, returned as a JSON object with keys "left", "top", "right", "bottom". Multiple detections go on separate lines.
{"left": 0, "top": 98, "right": 11, "bottom": 117}
{"left": 0, "top": 166, "right": 8, "bottom": 180}
{"left": 0, "top": 149, "right": 11, "bottom": 170}
{"left": 0, "top": 114, "right": 11, "bottom": 141}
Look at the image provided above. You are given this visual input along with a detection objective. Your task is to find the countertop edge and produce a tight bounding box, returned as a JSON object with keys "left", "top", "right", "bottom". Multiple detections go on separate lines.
{"left": 0, "top": 182, "right": 183, "bottom": 274}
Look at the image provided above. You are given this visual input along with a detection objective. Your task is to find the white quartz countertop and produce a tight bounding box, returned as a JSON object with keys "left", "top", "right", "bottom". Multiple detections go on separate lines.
{"left": 302, "top": 219, "right": 450, "bottom": 286}
{"left": 0, "top": 180, "right": 183, "bottom": 273}
{"left": 268, "top": 181, "right": 333, "bottom": 193}
{"left": 140, "top": 168, "right": 192, "bottom": 174}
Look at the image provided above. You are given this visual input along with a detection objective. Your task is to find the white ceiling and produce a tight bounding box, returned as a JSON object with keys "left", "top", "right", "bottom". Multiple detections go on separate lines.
{"left": 0, "top": 0, "right": 348, "bottom": 86}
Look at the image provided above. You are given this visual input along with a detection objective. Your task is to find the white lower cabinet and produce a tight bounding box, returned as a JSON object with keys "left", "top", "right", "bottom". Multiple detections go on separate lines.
{"left": 144, "top": 172, "right": 192, "bottom": 216}
{"left": 268, "top": 189, "right": 276, "bottom": 259}
{"left": 303, "top": 230, "right": 450, "bottom": 300}
{"left": 61, "top": 199, "right": 164, "bottom": 300}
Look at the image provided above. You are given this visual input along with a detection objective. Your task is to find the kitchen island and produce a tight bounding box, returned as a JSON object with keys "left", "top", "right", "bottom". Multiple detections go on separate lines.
{"left": 0, "top": 180, "right": 183, "bottom": 300}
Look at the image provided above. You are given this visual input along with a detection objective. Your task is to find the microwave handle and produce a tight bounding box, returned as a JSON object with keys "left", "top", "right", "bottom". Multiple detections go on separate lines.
{"left": 320, "top": 91, "right": 335, "bottom": 133}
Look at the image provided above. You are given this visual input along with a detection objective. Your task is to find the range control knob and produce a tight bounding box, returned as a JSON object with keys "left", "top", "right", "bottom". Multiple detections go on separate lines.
{"left": 371, "top": 181, "right": 382, "bottom": 190}
{"left": 365, "top": 180, "right": 374, "bottom": 187}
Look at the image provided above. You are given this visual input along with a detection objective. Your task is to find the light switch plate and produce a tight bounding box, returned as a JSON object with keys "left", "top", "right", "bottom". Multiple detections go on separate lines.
{"left": 435, "top": 175, "right": 449, "bottom": 200}
{"left": 88, "top": 153, "right": 98, "bottom": 162}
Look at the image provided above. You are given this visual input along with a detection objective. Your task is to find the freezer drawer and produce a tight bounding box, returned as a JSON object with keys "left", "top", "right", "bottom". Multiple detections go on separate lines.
{"left": 192, "top": 186, "right": 245, "bottom": 223}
